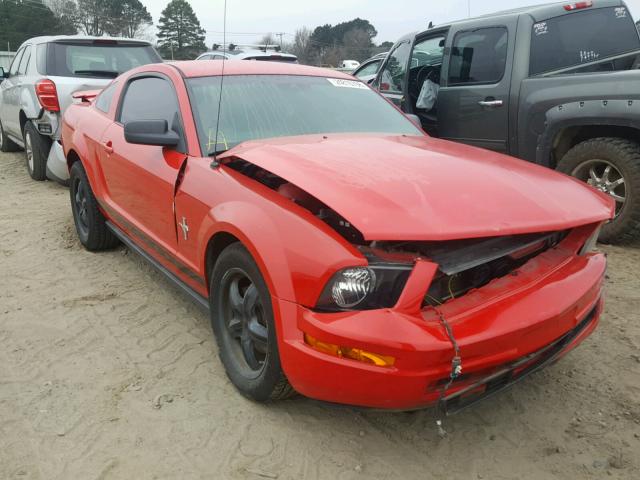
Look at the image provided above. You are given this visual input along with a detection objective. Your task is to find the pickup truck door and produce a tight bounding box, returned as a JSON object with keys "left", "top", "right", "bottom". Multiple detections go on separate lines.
{"left": 98, "top": 75, "right": 187, "bottom": 258}
{"left": 374, "top": 40, "right": 412, "bottom": 109}
{"left": 0, "top": 47, "right": 27, "bottom": 138}
{"left": 436, "top": 19, "right": 517, "bottom": 153}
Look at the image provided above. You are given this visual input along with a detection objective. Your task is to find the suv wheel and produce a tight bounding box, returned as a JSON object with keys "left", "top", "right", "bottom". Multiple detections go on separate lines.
{"left": 558, "top": 137, "right": 640, "bottom": 244}
{"left": 0, "top": 120, "right": 19, "bottom": 152}
{"left": 210, "top": 243, "right": 295, "bottom": 402}
{"left": 69, "top": 161, "right": 119, "bottom": 251}
{"left": 23, "top": 121, "right": 51, "bottom": 181}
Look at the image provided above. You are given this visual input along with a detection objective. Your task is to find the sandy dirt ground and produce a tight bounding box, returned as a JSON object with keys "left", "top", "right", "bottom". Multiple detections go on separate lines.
{"left": 0, "top": 149, "right": 639, "bottom": 480}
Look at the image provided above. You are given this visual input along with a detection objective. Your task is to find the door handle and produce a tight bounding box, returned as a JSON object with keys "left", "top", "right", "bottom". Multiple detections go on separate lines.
{"left": 102, "top": 141, "right": 113, "bottom": 154}
{"left": 478, "top": 99, "right": 504, "bottom": 108}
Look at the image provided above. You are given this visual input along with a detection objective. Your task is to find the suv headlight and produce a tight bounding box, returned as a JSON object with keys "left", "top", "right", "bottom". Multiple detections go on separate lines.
{"left": 316, "top": 265, "right": 412, "bottom": 311}
{"left": 579, "top": 224, "right": 601, "bottom": 255}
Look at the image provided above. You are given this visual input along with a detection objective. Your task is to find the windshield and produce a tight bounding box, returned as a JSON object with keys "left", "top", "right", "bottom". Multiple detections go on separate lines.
{"left": 47, "top": 42, "right": 161, "bottom": 78}
{"left": 529, "top": 6, "right": 640, "bottom": 75}
{"left": 187, "top": 75, "right": 422, "bottom": 154}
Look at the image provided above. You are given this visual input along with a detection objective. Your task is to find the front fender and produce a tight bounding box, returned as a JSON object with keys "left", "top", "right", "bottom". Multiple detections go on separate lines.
{"left": 180, "top": 162, "right": 365, "bottom": 307}
{"left": 198, "top": 198, "right": 365, "bottom": 306}
{"left": 537, "top": 99, "right": 640, "bottom": 166}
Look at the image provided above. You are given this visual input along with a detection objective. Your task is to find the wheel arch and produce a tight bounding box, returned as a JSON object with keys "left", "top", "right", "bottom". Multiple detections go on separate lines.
{"left": 538, "top": 100, "right": 640, "bottom": 168}
{"left": 550, "top": 124, "right": 640, "bottom": 168}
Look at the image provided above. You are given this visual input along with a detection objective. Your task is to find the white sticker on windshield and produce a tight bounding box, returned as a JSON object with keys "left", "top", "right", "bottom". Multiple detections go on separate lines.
{"left": 533, "top": 22, "right": 548, "bottom": 36}
{"left": 615, "top": 7, "right": 627, "bottom": 18}
{"left": 326, "top": 78, "right": 369, "bottom": 89}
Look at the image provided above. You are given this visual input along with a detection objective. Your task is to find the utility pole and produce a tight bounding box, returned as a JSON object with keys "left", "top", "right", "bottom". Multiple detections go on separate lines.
{"left": 276, "top": 32, "right": 284, "bottom": 49}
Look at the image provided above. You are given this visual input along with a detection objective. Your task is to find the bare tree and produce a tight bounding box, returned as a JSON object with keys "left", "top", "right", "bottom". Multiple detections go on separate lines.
{"left": 290, "top": 27, "right": 312, "bottom": 64}
{"left": 260, "top": 33, "right": 275, "bottom": 46}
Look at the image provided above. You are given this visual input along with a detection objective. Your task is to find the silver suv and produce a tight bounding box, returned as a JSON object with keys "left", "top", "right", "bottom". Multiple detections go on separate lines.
{"left": 0, "top": 36, "right": 162, "bottom": 183}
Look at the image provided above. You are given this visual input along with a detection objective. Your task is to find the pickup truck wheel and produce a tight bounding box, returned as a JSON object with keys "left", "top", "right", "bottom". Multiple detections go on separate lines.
{"left": 23, "top": 121, "right": 51, "bottom": 181}
{"left": 210, "top": 243, "right": 295, "bottom": 402}
{"left": 0, "top": 120, "right": 19, "bottom": 152}
{"left": 69, "top": 161, "right": 119, "bottom": 251}
{"left": 558, "top": 138, "right": 640, "bottom": 244}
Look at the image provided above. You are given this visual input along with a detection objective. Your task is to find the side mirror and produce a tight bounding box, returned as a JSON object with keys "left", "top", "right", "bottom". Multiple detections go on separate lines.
{"left": 405, "top": 113, "right": 422, "bottom": 128}
{"left": 0, "top": 67, "right": 8, "bottom": 79}
{"left": 124, "top": 119, "right": 180, "bottom": 147}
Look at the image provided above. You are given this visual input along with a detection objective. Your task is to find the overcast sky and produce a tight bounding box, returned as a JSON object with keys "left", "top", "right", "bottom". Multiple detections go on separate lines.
{"left": 142, "top": 0, "right": 640, "bottom": 46}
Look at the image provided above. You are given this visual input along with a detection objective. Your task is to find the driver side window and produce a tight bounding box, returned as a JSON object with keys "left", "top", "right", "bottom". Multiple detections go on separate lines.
{"left": 379, "top": 41, "right": 411, "bottom": 93}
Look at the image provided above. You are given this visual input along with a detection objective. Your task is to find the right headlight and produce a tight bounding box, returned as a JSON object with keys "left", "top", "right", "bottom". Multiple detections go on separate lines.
{"left": 579, "top": 224, "right": 602, "bottom": 255}
{"left": 315, "top": 264, "right": 412, "bottom": 311}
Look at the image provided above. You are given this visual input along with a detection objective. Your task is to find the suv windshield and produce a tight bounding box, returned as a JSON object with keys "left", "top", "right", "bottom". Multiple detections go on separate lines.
{"left": 529, "top": 6, "right": 640, "bottom": 75}
{"left": 187, "top": 75, "right": 421, "bottom": 154}
{"left": 47, "top": 41, "right": 161, "bottom": 78}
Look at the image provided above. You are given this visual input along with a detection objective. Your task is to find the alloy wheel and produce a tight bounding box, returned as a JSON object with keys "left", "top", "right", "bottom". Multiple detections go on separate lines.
{"left": 73, "top": 177, "right": 89, "bottom": 236}
{"left": 25, "top": 132, "right": 34, "bottom": 173}
{"left": 220, "top": 268, "right": 269, "bottom": 377}
{"left": 571, "top": 159, "right": 626, "bottom": 217}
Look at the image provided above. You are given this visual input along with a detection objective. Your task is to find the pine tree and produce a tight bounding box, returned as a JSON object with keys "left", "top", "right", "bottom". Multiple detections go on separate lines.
{"left": 157, "top": 0, "right": 206, "bottom": 60}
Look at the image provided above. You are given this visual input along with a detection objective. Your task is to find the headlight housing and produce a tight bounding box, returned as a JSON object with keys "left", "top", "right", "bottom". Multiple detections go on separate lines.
{"left": 315, "top": 265, "right": 412, "bottom": 311}
{"left": 579, "top": 224, "right": 602, "bottom": 255}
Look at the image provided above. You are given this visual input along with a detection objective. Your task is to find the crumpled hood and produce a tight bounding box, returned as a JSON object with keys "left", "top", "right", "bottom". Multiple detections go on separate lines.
{"left": 221, "top": 134, "right": 614, "bottom": 241}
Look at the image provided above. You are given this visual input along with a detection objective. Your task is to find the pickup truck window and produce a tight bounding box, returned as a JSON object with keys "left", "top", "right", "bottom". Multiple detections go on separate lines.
{"left": 448, "top": 27, "right": 508, "bottom": 85}
{"left": 379, "top": 41, "right": 411, "bottom": 93}
{"left": 529, "top": 6, "right": 640, "bottom": 75}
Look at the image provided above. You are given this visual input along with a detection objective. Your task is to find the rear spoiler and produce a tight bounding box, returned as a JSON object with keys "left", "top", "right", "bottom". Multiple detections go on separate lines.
{"left": 72, "top": 89, "right": 102, "bottom": 103}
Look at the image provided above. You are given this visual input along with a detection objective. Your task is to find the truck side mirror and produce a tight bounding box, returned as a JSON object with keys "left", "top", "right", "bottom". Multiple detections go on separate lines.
{"left": 0, "top": 67, "right": 8, "bottom": 79}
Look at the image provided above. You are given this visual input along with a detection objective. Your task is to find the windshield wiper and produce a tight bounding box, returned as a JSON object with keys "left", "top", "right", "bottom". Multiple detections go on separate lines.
{"left": 74, "top": 69, "right": 119, "bottom": 78}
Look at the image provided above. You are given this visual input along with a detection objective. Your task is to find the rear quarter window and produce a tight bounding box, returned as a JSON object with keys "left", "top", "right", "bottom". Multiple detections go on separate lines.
{"left": 95, "top": 82, "right": 118, "bottom": 114}
{"left": 529, "top": 6, "right": 640, "bottom": 75}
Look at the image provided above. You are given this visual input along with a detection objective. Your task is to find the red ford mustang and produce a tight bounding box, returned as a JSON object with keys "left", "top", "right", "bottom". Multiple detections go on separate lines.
{"left": 61, "top": 61, "right": 614, "bottom": 412}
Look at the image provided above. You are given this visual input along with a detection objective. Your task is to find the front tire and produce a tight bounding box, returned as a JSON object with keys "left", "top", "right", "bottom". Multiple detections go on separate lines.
{"left": 558, "top": 137, "right": 640, "bottom": 244}
{"left": 210, "top": 243, "right": 294, "bottom": 402}
{"left": 69, "top": 161, "right": 119, "bottom": 251}
{"left": 23, "top": 121, "right": 51, "bottom": 181}
{"left": 0, "top": 120, "right": 19, "bottom": 152}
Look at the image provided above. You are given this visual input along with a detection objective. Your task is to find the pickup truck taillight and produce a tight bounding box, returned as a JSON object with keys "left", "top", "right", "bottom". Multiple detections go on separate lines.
{"left": 35, "top": 79, "right": 60, "bottom": 112}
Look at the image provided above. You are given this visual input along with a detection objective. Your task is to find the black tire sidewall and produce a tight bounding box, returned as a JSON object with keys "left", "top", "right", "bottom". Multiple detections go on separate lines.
{"left": 0, "top": 119, "right": 18, "bottom": 153}
{"left": 558, "top": 138, "right": 640, "bottom": 244}
{"left": 69, "top": 161, "right": 118, "bottom": 251}
{"left": 209, "top": 243, "right": 285, "bottom": 402}
{"left": 24, "top": 121, "right": 50, "bottom": 181}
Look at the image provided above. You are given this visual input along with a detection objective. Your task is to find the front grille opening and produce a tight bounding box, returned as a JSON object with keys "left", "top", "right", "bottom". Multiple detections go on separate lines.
{"left": 418, "top": 230, "right": 568, "bottom": 307}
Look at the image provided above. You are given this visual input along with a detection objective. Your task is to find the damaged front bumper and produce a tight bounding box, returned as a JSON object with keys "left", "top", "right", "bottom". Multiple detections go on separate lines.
{"left": 274, "top": 229, "right": 606, "bottom": 411}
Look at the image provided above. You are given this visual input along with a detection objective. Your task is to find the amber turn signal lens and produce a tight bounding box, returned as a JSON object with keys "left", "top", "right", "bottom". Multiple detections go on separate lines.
{"left": 304, "top": 333, "right": 395, "bottom": 367}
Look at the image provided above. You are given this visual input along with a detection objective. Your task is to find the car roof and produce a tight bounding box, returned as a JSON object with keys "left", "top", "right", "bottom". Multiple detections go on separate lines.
{"left": 20, "top": 35, "right": 152, "bottom": 47}
{"left": 167, "top": 60, "right": 355, "bottom": 79}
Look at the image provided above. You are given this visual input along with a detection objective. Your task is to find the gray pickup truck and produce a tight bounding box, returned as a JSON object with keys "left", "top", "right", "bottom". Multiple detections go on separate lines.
{"left": 374, "top": 0, "right": 640, "bottom": 243}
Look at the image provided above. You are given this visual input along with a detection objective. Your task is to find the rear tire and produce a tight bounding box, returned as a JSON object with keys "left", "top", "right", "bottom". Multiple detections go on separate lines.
{"left": 210, "top": 243, "right": 295, "bottom": 402}
{"left": 557, "top": 137, "right": 640, "bottom": 244}
{"left": 0, "top": 120, "right": 19, "bottom": 152}
{"left": 69, "top": 161, "right": 119, "bottom": 251}
{"left": 24, "top": 121, "right": 51, "bottom": 181}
